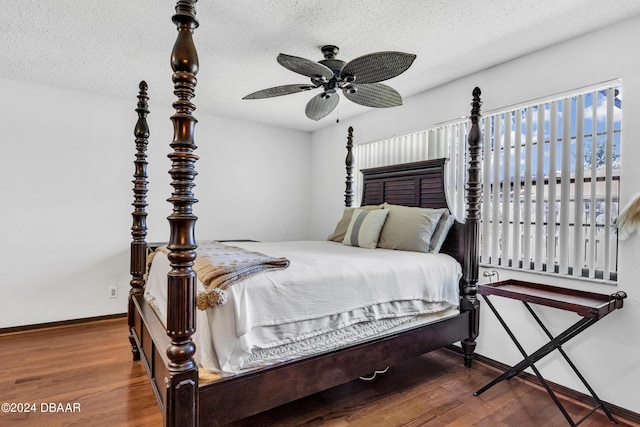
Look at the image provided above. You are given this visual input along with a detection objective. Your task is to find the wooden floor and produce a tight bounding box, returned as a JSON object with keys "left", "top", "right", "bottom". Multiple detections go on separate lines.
{"left": 1, "top": 318, "right": 637, "bottom": 427}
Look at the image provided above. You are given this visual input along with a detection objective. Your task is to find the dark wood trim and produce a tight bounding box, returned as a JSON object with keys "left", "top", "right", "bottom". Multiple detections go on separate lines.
{"left": 0, "top": 313, "right": 126, "bottom": 335}
{"left": 446, "top": 345, "right": 640, "bottom": 424}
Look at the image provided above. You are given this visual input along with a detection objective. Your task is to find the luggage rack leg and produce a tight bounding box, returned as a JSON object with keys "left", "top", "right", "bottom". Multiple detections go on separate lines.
{"left": 522, "top": 301, "right": 617, "bottom": 424}
{"left": 475, "top": 294, "right": 617, "bottom": 426}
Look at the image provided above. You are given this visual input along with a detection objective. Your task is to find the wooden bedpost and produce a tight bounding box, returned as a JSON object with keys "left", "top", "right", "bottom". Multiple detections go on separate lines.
{"left": 461, "top": 87, "right": 482, "bottom": 367}
{"left": 129, "top": 80, "right": 150, "bottom": 362}
{"left": 345, "top": 126, "right": 354, "bottom": 207}
{"left": 165, "top": 1, "right": 199, "bottom": 425}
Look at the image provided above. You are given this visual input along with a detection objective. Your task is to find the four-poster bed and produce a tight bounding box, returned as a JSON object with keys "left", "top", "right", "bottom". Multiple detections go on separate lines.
{"left": 128, "top": 1, "right": 482, "bottom": 425}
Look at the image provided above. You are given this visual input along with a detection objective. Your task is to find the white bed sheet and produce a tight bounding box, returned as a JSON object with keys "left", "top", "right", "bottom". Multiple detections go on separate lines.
{"left": 145, "top": 240, "right": 461, "bottom": 374}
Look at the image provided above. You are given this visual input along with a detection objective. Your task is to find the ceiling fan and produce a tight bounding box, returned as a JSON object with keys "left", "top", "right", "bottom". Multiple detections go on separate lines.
{"left": 243, "top": 45, "right": 417, "bottom": 121}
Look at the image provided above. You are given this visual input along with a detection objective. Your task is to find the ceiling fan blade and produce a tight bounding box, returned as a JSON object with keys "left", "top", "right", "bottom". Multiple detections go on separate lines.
{"left": 277, "top": 54, "right": 334, "bottom": 80}
{"left": 341, "top": 52, "right": 416, "bottom": 84}
{"left": 243, "top": 84, "right": 317, "bottom": 99}
{"left": 305, "top": 92, "right": 339, "bottom": 121}
{"left": 343, "top": 83, "right": 403, "bottom": 108}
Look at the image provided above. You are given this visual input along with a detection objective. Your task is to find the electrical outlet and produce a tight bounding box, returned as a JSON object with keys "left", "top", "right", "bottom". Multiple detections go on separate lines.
{"left": 109, "top": 285, "right": 118, "bottom": 298}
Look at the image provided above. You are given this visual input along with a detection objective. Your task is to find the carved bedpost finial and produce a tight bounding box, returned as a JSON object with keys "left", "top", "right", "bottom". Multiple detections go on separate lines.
{"left": 166, "top": 1, "right": 199, "bottom": 425}
{"left": 461, "top": 87, "right": 482, "bottom": 367}
{"left": 345, "top": 126, "right": 354, "bottom": 207}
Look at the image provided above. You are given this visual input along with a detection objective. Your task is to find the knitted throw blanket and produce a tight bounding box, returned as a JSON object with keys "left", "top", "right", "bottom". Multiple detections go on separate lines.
{"left": 193, "top": 241, "right": 289, "bottom": 310}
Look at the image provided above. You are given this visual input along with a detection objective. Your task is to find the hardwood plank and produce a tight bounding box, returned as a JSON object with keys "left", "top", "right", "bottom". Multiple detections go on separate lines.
{"left": 1, "top": 318, "right": 638, "bottom": 426}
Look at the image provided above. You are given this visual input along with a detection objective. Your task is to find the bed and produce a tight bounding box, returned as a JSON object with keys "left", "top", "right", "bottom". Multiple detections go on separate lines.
{"left": 127, "top": 2, "right": 482, "bottom": 425}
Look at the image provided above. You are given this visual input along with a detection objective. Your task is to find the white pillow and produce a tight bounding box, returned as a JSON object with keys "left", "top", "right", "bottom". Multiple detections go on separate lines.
{"left": 343, "top": 208, "right": 389, "bottom": 249}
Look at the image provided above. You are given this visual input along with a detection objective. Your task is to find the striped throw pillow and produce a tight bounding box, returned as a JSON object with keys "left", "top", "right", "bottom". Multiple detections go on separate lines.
{"left": 343, "top": 208, "right": 389, "bottom": 249}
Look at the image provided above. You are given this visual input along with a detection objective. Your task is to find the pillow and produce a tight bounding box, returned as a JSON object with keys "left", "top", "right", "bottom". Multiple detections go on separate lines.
{"left": 429, "top": 209, "right": 456, "bottom": 253}
{"left": 327, "top": 205, "right": 383, "bottom": 242}
{"left": 377, "top": 203, "right": 446, "bottom": 252}
{"left": 342, "top": 208, "right": 389, "bottom": 249}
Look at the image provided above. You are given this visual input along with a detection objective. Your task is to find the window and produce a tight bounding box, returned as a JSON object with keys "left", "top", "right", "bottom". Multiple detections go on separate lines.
{"left": 353, "top": 81, "right": 622, "bottom": 283}
{"left": 481, "top": 83, "right": 621, "bottom": 282}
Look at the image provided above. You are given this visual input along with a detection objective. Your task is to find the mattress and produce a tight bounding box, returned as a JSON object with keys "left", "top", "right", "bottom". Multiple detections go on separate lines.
{"left": 145, "top": 240, "right": 462, "bottom": 374}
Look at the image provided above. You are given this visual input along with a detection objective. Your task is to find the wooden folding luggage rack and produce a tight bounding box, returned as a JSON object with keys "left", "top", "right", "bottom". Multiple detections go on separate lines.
{"left": 475, "top": 279, "right": 627, "bottom": 426}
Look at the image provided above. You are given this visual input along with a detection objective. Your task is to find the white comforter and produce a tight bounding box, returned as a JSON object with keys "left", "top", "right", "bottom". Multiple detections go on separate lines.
{"left": 145, "top": 240, "right": 461, "bottom": 373}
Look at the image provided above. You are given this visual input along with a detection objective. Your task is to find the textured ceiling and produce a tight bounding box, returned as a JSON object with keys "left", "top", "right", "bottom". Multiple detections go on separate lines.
{"left": 3, "top": 0, "right": 640, "bottom": 132}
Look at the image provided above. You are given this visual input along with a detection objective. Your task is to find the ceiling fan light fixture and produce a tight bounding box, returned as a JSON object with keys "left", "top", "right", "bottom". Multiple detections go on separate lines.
{"left": 343, "top": 84, "right": 357, "bottom": 95}
{"left": 321, "top": 45, "right": 340, "bottom": 59}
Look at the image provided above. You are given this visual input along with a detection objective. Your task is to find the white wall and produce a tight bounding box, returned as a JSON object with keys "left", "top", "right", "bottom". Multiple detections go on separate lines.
{"left": 309, "top": 17, "right": 640, "bottom": 414}
{"left": 0, "top": 79, "right": 311, "bottom": 329}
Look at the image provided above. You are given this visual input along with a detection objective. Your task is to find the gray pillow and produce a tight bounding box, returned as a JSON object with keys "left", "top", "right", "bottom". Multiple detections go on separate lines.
{"left": 429, "top": 210, "right": 456, "bottom": 253}
{"left": 377, "top": 203, "right": 446, "bottom": 252}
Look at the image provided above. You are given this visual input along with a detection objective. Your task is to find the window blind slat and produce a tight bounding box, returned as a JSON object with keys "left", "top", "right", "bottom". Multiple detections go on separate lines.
{"left": 604, "top": 88, "right": 614, "bottom": 279}
{"left": 588, "top": 92, "right": 598, "bottom": 278}
{"left": 482, "top": 117, "right": 493, "bottom": 264}
{"left": 456, "top": 123, "right": 466, "bottom": 219}
{"left": 502, "top": 112, "right": 511, "bottom": 266}
{"left": 512, "top": 111, "right": 522, "bottom": 268}
{"left": 559, "top": 98, "right": 572, "bottom": 274}
{"left": 523, "top": 107, "right": 534, "bottom": 269}
{"left": 427, "top": 130, "right": 435, "bottom": 159}
{"left": 535, "top": 105, "right": 546, "bottom": 270}
{"left": 548, "top": 101, "right": 558, "bottom": 272}
{"left": 573, "top": 95, "right": 585, "bottom": 276}
{"left": 491, "top": 115, "right": 501, "bottom": 265}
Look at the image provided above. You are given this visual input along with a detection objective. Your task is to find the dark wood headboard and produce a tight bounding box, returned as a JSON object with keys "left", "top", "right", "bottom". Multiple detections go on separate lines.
{"left": 360, "top": 158, "right": 466, "bottom": 267}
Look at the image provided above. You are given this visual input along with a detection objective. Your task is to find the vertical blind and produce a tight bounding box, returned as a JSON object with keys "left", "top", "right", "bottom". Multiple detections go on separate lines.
{"left": 353, "top": 82, "right": 621, "bottom": 282}
{"left": 353, "top": 122, "right": 469, "bottom": 220}
{"left": 482, "top": 84, "right": 620, "bottom": 281}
